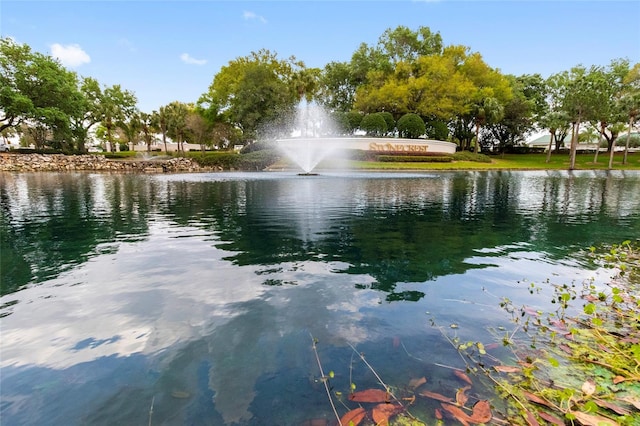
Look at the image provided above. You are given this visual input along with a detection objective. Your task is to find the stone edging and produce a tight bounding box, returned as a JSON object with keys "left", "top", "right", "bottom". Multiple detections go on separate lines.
{"left": 0, "top": 154, "right": 213, "bottom": 172}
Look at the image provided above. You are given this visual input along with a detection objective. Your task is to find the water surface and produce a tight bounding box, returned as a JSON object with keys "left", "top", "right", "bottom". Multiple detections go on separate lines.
{"left": 1, "top": 170, "right": 639, "bottom": 425}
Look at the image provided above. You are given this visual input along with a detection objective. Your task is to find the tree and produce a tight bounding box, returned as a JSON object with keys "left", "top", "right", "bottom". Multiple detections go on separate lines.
{"left": 95, "top": 84, "right": 137, "bottom": 152}
{"left": 615, "top": 62, "right": 640, "bottom": 167}
{"left": 377, "top": 25, "right": 443, "bottom": 65}
{"left": 317, "top": 61, "right": 358, "bottom": 112}
{"left": 199, "top": 49, "right": 301, "bottom": 143}
{"left": 139, "top": 112, "right": 156, "bottom": 152}
{"left": 397, "top": 113, "right": 426, "bottom": 138}
{"left": 152, "top": 106, "right": 169, "bottom": 153}
{"left": 165, "top": 101, "right": 189, "bottom": 153}
{"left": 119, "top": 110, "right": 142, "bottom": 150}
{"left": 0, "top": 37, "right": 83, "bottom": 149}
{"left": 185, "top": 108, "right": 211, "bottom": 152}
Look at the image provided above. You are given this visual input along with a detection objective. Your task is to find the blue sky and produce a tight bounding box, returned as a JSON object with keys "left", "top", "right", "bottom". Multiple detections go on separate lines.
{"left": 2, "top": 1, "right": 639, "bottom": 113}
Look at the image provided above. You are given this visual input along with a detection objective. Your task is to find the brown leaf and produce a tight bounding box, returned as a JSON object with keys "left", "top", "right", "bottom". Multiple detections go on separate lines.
{"left": 371, "top": 403, "right": 403, "bottom": 426}
{"left": 620, "top": 395, "right": 640, "bottom": 410}
{"left": 612, "top": 375, "right": 626, "bottom": 384}
{"left": 594, "top": 399, "right": 631, "bottom": 416}
{"left": 469, "top": 400, "right": 492, "bottom": 423}
{"left": 571, "top": 411, "right": 620, "bottom": 426}
{"left": 419, "top": 390, "right": 453, "bottom": 403}
{"left": 581, "top": 379, "right": 596, "bottom": 396}
{"left": 456, "top": 385, "right": 471, "bottom": 407}
{"left": 453, "top": 370, "right": 473, "bottom": 385}
{"left": 348, "top": 389, "right": 389, "bottom": 403}
{"left": 493, "top": 365, "right": 521, "bottom": 373}
{"left": 440, "top": 403, "right": 472, "bottom": 426}
{"left": 524, "top": 410, "right": 540, "bottom": 426}
{"left": 340, "top": 407, "right": 366, "bottom": 426}
{"left": 434, "top": 408, "right": 443, "bottom": 420}
{"left": 538, "top": 411, "right": 565, "bottom": 425}
{"left": 408, "top": 376, "right": 427, "bottom": 389}
{"left": 523, "top": 391, "right": 554, "bottom": 408}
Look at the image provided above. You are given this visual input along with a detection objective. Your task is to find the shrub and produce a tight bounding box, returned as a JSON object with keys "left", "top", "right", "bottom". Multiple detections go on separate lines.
{"left": 360, "top": 113, "right": 388, "bottom": 137}
{"left": 397, "top": 113, "right": 426, "bottom": 139}
{"left": 452, "top": 152, "right": 492, "bottom": 163}
{"left": 378, "top": 112, "right": 396, "bottom": 136}
{"left": 378, "top": 155, "right": 453, "bottom": 163}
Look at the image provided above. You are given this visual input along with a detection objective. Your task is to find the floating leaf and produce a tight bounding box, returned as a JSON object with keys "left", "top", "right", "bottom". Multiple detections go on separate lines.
{"left": 435, "top": 408, "right": 443, "bottom": 420}
{"left": 612, "top": 376, "right": 626, "bottom": 384}
{"left": 538, "top": 411, "right": 565, "bottom": 425}
{"left": 348, "top": 388, "right": 389, "bottom": 403}
{"left": 171, "top": 390, "right": 191, "bottom": 399}
{"left": 571, "top": 411, "right": 620, "bottom": 426}
{"left": 453, "top": 370, "right": 473, "bottom": 385}
{"left": 594, "top": 399, "right": 630, "bottom": 416}
{"left": 456, "top": 385, "right": 471, "bottom": 406}
{"left": 581, "top": 379, "right": 596, "bottom": 396}
{"left": 419, "top": 390, "right": 453, "bottom": 403}
{"left": 450, "top": 323, "right": 459, "bottom": 329}
{"left": 469, "top": 400, "right": 492, "bottom": 423}
{"left": 524, "top": 410, "right": 540, "bottom": 426}
{"left": 371, "top": 403, "right": 403, "bottom": 426}
{"left": 440, "top": 403, "right": 471, "bottom": 426}
{"left": 339, "top": 407, "right": 366, "bottom": 426}
{"left": 493, "top": 365, "right": 521, "bottom": 373}
{"left": 523, "top": 391, "right": 554, "bottom": 408}
{"left": 408, "top": 376, "right": 427, "bottom": 389}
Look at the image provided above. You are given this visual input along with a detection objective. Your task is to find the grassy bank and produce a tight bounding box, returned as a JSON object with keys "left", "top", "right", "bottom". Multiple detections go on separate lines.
{"left": 343, "top": 152, "right": 640, "bottom": 171}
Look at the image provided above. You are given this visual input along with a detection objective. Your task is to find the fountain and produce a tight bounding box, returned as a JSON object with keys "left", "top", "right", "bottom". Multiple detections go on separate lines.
{"left": 276, "top": 104, "right": 457, "bottom": 174}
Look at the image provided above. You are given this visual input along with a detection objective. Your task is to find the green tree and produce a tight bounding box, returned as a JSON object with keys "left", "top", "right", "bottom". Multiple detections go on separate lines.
{"left": 95, "top": 84, "right": 137, "bottom": 152}
{"left": 199, "top": 49, "right": 301, "bottom": 143}
{"left": 165, "top": 101, "right": 189, "bottom": 153}
{"left": 185, "top": 107, "right": 211, "bottom": 152}
{"left": 0, "top": 37, "right": 83, "bottom": 149}
{"left": 152, "top": 106, "right": 169, "bottom": 153}
{"left": 615, "top": 62, "right": 640, "bottom": 167}
{"left": 397, "top": 113, "right": 426, "bottom": 138}
{"left": 139, "top": 112, "right": 156, "bottom": 152}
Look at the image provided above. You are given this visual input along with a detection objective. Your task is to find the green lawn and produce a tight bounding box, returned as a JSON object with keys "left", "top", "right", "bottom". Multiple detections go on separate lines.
{"left": 342, "top": 152, "right": 640, "bottom": 171}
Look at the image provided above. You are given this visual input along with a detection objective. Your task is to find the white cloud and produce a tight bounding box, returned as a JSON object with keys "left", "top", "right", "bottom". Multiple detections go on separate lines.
{"left": 50, "top": 43, "right": 91, "bottom": 67}
{"left": 180, "top": 53, "right": 207, "bottom": 66}
{"left": 243, "top": 10, "right": 267, "bottom": 24}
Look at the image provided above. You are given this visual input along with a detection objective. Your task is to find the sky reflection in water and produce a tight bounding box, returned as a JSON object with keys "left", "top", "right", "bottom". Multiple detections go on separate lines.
{"left": 1, "top": 170, "right": 639, "bottom": 425}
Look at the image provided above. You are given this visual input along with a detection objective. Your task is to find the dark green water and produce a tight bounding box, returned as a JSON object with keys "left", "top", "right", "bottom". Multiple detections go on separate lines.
{"left": 1, "top": 170, "right": 639, "bottom": 425}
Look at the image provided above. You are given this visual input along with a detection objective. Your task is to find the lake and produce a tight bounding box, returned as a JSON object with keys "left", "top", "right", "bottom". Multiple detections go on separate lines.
{"left": 1, "top": 170, "right": 639, "bottom": 425}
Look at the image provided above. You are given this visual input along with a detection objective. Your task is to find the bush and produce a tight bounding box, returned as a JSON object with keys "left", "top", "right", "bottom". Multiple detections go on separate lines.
{"left": 101, "top": 151, "right": 138, "bottom": 159}
{"left": 360, "top": 113, "right": 388, "bottom": 137}
{"left": 378, "top": 111, "right": 396, "bottom": 136}
{"left": 426, "top": 119, "right": 450, "bottom": 140}
{"left": 452, "top": 152, "right": 492, "bottom": 163}
{"left": 378, "top": 155, "right": 453, "bottom": 163}
{"left": 397, "top": 113, "right": 426, "bottom": 139}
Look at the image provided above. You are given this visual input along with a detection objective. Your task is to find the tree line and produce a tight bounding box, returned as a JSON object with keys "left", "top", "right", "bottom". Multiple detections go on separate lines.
{"left": 1, "top": 26, "right": 639, "bottom": 168}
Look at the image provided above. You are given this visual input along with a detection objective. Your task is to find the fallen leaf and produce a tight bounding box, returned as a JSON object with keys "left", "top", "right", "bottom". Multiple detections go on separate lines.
{"left": 171, "top": 390, "right": 191, "bottom": 399}
{"left": 348, "top": 389, "right": 389, "bottom": 403}
{"left": 620, "top": 395, "right": 640, "bottom": 410}
{"left": 340, "top": 407, "right": 366, "bottom": 426}
{"left": 594, "top": 399, "right": 630, "bottom": 416}
{"left": 612, "top": 376, "right": 626, "bottom": 384}
{"left": 523, "top": 391, "right": 554, "bottom": 408}
{"left": 453, "top": 370, "right": 473, "bottom": 385}
{"left": 538, "top": 411, "right": 564, "bottom": 425}
{"left": 456, "top": 385, "right": 471, "bottom": 406}
{"left": 469, "top": 400, "right": 492, "bottom": 423}
{"left": 581, "top": 379, "right": 596, "bottom": 396}
{"left": 408, "top": 376, "right": 427, "bottom": 389}
{"left": 440, "top": 403, "right": 471, "bottom": 426}
{"left": 485, "top": 343, "right": 500, "bottom": 350}
{"left": 419, "top": 390, "right": 453, "bottom": 403}
{"left": 493, "top": 365, "right": 521, "bottom": 373}
{"left": 571, "top": 411, "right": 620, "bottom": 426}
{"left": 435, "top": 408, "right": 443, "bottom": 420}
{"left": 525, "top": 410, "right": 540, "bottom": 426}
{"left": 371, "top": 403, "right": 403, "bottom": 426}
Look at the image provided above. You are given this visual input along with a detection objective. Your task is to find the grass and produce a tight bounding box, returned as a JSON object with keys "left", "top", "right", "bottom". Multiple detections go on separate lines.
{"left": 342, "top": 152, "right": 640, "bottom": 171}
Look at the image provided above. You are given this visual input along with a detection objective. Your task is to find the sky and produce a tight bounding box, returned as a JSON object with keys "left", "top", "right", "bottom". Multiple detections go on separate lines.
{"left": 2, "top": 0, "right": 639, "bottom": 113}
